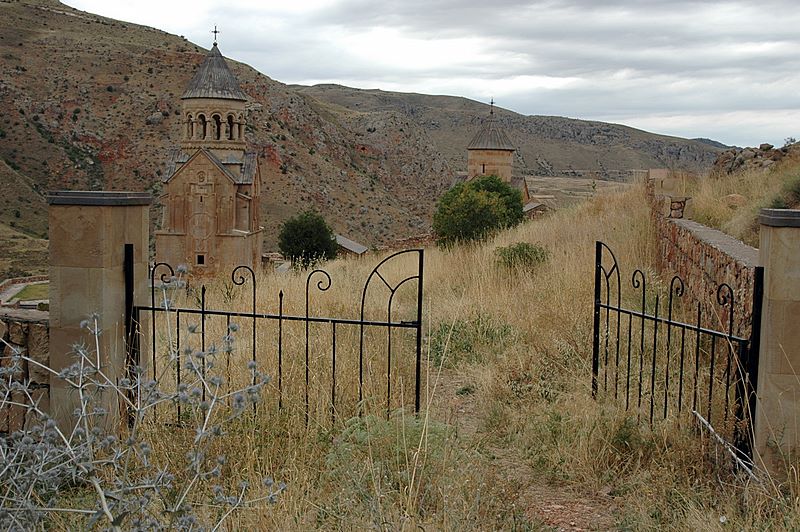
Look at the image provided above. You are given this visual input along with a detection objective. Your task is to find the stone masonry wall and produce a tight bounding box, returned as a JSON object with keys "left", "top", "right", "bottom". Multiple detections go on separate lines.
{"left": 647, "top": 174, "right": 758, "bottom": 338}
{"left": 0, "top": 308, "right": 50, "bottom": 433}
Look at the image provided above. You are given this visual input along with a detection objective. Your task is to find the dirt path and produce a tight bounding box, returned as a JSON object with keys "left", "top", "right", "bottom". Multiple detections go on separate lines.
{"left": 431, "top": 371, "right": 618, "bottom": 531}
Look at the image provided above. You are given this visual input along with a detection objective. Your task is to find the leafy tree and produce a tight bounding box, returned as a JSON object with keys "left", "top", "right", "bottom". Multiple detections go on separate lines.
{"left": 433, "top": 175, "right": 523, "bottom": 245}
{"left": 278, "top": 210, "right": 338, "bottom": 268}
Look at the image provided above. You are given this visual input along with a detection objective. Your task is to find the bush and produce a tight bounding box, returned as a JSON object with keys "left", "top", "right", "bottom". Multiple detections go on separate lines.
{"left": 278, "top": 210, "right": 338, "bottom": 268}
{"left": 433, "top": 175, "right": 523, "bottom": 246}
{"left": 0, "top": 275, "right": 284, "bottom": 529}
{"left": 495, "top": 242, "right": 550, "bottom": 271}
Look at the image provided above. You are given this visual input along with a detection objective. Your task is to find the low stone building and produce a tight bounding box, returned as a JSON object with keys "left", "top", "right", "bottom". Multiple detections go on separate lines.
{"left": 155, "top": 43, "right": 263, "bottom": 277}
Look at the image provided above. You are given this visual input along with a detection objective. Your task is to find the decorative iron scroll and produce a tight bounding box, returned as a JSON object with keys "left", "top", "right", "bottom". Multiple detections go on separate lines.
{"left": 129, "top": 250, "right": 424, "bottom": 427}
{"left": 591, "top": 241, "right": 763, "bottom": 464}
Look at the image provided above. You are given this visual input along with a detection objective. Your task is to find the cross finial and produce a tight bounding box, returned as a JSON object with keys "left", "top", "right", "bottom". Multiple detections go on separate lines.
{"left": 212, "top": 25, "right": 220, "bottom": 46}
{"left": 490, "top": 98, "right": 494, "bottom": 115}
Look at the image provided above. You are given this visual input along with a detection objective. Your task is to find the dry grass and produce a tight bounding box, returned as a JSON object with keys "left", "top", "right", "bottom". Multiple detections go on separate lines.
{"left": 62, "top": 183, "right": 800, "bottom": 529}
{"left": 688, "top": 153, "right": 800, "bottom": 247}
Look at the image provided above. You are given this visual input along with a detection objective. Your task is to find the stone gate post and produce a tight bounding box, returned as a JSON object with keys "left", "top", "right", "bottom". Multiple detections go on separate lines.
{"left": 47, "top": 191, "right": 151, "bottom": 432}
{"left": 754, "top": 208, "right": 800, "bottom": 474}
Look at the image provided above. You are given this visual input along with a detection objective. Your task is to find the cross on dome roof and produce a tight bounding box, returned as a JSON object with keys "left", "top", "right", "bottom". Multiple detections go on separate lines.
{"left": 467, "top": 101, "right": 514, "bottom": 151}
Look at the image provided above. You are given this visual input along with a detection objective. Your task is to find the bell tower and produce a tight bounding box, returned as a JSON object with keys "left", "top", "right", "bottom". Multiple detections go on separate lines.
{"left": 155, "top": 34, "right": 263, "bottom": 277}
{"left": 466, "top": 100, "right": 515, "bottom": 183}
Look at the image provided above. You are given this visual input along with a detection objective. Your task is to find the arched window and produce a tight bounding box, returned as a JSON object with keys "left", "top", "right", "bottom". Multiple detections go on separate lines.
{"left": 213, "top": 115, "right": 222, "bottom": 140}
{"left": 186, "top": 113, "right": 194, "bottom": 139}
{"left": 227, "top": 115, "right": 235, "bottom": 140}
{"left": 197, "top": 114, "right": 207, "bottom": 140}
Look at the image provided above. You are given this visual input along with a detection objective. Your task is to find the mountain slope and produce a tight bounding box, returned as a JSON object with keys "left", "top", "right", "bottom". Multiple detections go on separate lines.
{"left": 295, "top": 84, "right": 721, "bottom": 179}
{"left": 0, "top": 0, "right": 721, "bottom": 279}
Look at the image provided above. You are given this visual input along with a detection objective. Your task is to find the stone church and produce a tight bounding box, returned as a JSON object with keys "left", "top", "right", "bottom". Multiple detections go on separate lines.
{"left": 155, "top": 43, "right": 263, "bottom": 277}
{"left": 466, "top": 103, "right": 515, "bottom": 183}
{"left": 465, "top": 103, "right": 532, "bottom": 205}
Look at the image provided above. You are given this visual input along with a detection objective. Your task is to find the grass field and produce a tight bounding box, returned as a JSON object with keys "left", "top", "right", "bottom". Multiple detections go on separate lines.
{"left": 47, "top": 182, "right": 800, "bottom": 530}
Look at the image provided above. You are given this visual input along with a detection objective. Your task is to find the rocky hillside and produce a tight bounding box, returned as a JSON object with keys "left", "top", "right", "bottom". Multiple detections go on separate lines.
{"left": 0, "top": 0, "right": 721, "bottom": 278}
{"left": 295, "top": 85, "right": 721, "bottom": 179}
{"left": 711, "top": 142, "right": 800, "bottom": 175}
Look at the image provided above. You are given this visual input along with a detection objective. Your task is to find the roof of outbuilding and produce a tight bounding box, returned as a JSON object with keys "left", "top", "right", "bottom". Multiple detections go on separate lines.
{"left": 467, "top": 108, "right": 515, "bottom": 151}
{"left": 182, "top": 44, "right": 248, "bottom": 101}
{"left": 335, "top": 234, "right": 368, "bottom": 255}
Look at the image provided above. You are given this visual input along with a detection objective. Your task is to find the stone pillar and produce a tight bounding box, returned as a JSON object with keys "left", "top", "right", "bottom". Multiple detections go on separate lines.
{"left": 47, "top": 191, "right": 151, "bottom": 433}
{"left": 754, "top": 208, "right": 800, "bottom": 475}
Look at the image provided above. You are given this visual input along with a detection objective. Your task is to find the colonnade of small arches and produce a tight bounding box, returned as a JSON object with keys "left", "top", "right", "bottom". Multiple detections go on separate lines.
{"left": 184, "top": 112, "right": 244, "bottom": 141}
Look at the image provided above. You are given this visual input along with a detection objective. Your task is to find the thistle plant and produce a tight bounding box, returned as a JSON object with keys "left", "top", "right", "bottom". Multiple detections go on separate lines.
{"left": 0, "top": 270, "right": 284, "bottom": 530}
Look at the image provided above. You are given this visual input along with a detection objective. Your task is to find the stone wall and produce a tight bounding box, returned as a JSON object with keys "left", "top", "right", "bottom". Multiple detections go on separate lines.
{"left": 0, "top": 308, "right": 49, "bottom": 432}
{"left": 647, "top": 172, "right": 759, "bottom": 338}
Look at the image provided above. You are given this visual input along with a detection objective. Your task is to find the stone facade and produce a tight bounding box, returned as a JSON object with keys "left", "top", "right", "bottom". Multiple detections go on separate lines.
{"left": 646, "top": 171, "right": 758, "bottom": 338}
{"left": 466, "top": 105, "right": 515, "bottom": 183}
{"left": 47, "top": 191, "right": 151, "bottom": 432}
{"left": 754, "top": 209, "right": 800, "bottom": 474}
{"left": 0, "top": 308, "right": 49, "bottom": 432}
{"left": 155, "top": 44, "right": 263, "bottom": 278}
{"left": 467, "top": 148, "right": 514, "bottom": 183}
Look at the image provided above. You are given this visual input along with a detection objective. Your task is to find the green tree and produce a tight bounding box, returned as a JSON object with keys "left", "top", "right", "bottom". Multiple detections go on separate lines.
{"left": 278, "top": 210, "right": 338, "bottom": 268}
{"left": 433, "top": 175, "right": 523, "bottom": 245}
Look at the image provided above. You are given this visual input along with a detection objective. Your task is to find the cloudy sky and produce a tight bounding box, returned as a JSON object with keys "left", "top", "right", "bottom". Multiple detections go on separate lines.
{"left": 63, "top": 0, "right": 800, "bottom": 147}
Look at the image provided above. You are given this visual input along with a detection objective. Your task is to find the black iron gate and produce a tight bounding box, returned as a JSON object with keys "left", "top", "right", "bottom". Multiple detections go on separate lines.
{"left": 125, "top": 249, "right": 424, "bottom": 426}
{"left": 592, "top": 241, "right": 763, "bottom": 462}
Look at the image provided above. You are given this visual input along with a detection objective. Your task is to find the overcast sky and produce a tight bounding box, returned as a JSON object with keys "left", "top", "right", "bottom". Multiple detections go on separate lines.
{"left": 63, "top": 0, "right": 800, "bottom": 148}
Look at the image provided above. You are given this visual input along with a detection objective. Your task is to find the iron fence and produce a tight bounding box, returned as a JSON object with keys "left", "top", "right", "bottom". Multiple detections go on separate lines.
{"left": 592, "top": 241, "right": 763, "bottom": 462}
{"left": 126, "top": 249, "right": 424, "bottom": 426}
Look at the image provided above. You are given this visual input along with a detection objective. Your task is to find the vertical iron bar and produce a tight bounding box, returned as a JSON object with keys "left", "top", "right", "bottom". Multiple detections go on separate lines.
{"left": 665, "top": 300, "right": 673, "bottom": 420}
{"left": 678, "top": 326, "right": 686, "bottom": 413}
{"left": 733, "top": 340, "right": 750, "bottom": 461}
{"left": 278, "top": 291, "right": 283, "bottom": 411}
{"left": 387, "top": 307, "right": 393, "bottom": 420}
{"left": 637, "top": 286, "right": 646, "bottom": 415}
{"left": 740, "top": 266, "right": 764, "bottom": 463}
{"left": 625, "top": 313, "right": 632, "bottom": 410}
{"left": 604, "top": 279, "right": 610, "bottom": 393}
{"left": 201, "top": 285, "right": 206, "bottom": 402}
{"left": 592, "top": 242, "right": 601, "bottom": 398}
{"left": 415, "top": 250, "right": 424, "bottom": 414}
{"left": 331, "top": 321, "right": 336, "bottom": 425}
{"left": 724, "top": 339, "right": 732, "bottom": 426}
{"left": 650, "top": 296, "right": 659, "bottom": 425}
{"left": 225, "top": 315, "right": 231, "bottom": 389}
{"left": 708, "top": 336, "right": 717, "bottom": 423}
{"left": 305, "top": 294, "right": 310, "bottom": 428}
{"left": 693, "top": 304, "right": 701, "bottom": 413}
{"left": 150, "top": 266, "right": 157, "bottom": 417}
{"left": 176, "top": 310, "right": 181, "bottom": 425}
{"left": 123, "top": 244, "right": 135, "bottom": 427}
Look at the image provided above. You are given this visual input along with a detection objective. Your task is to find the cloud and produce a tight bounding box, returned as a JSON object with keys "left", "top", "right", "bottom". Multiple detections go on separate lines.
{"left": 63, "top": 0, "right": 800, "bottom": 146}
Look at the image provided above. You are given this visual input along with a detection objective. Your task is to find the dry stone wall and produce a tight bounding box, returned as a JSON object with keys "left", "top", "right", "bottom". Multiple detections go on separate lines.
{"left": 647, "top": 174, "right": 758, "bottom": 338}
{"left": 0, "top": 309, "right": 49, "bottom": 433}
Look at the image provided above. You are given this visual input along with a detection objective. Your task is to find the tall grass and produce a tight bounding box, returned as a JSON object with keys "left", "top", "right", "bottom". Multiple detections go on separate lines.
{"left": 689, "top": 153, "right": 800, "bottom": 246}
{"left": 97, "top": 183, "right": 799, "bottom": 529}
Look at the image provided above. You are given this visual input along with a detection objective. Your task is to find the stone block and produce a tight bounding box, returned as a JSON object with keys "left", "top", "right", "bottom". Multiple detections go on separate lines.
{"left": 49, "top": 205, "right": 105, "bottom": 269}
{"left": 2, "top": 344, "right": 28, "bottom": 382}
{"left": 8, "top": 390, "right": 26, "bottom": 433}
{"left": 27, "top": 323, "right": 50, "bottom": 385}
{"left": 8, "top": 321, "right": 28, "bottom": 345}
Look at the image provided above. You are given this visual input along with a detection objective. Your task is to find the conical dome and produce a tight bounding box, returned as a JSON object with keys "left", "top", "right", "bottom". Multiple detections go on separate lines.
{"left": 467, "top": 109, "right": 514, "bottom": 151}
{"left": 182, "top": 44, "right": 248, "bottom": 101}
